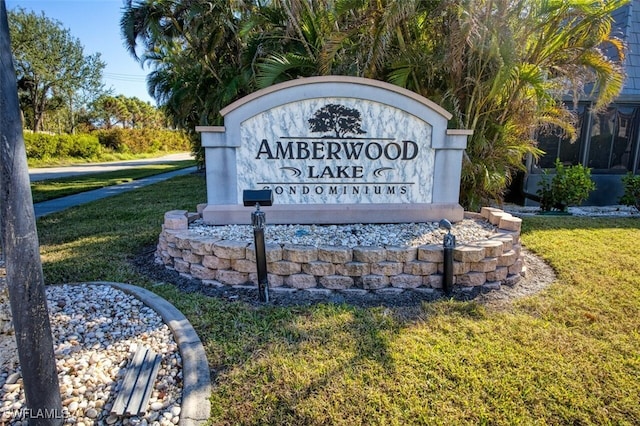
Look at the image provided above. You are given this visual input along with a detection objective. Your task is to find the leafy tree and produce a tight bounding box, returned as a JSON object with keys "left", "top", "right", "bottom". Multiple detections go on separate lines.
{"left": 91, "top": 95, "right": 129, "bottom": 129}
{"left": 8, "top": 7, "right": 106, "bottom": 132}
{"left": 90, "top": 94, "right": 165, "bottom": 130}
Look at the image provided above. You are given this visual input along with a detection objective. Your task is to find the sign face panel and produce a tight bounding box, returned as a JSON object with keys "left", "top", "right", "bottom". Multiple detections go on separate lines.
{"left": 236, "top": 98, "right": 434, "bottom": 204}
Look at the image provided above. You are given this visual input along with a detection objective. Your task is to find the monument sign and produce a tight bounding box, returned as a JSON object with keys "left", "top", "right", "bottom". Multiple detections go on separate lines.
{"left": 197, "top": 76, "right": 471, "bottom": 224}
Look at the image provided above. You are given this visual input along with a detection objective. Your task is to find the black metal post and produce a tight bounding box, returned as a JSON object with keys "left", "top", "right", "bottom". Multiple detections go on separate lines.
{"left": 252, "top": 204, "right": 269, "bottom": 303}
{"left": 439, "top": 219, "right": 456, "bottom": 296}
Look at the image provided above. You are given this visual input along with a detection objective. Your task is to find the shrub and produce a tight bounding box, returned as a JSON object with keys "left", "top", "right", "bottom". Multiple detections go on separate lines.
{"left": 95, "top": 128, "right": 128, "bottom": 153}
{"left": 55, "top": 134, "right": 74, "bottom": 157}
{"left": 56, "top": 134, "right": 101, "bottom": 158}
{"left": 24, "top": 132, "right": 102, "bottom": 160}
{"left": 67, "top": 134, "right": 102, "bottom": 158}
{"left": 24, "top": 129, "right": 190, "bottom": 162}
{"left": 619, "top": 172, "right": 640, "bottom": 212}
{"left": 95, "top": 129, "right": 190, "bottom": 154}
{"left": 537, "top": 159, "right": 596, "bottom": 212}
{"left": 24, "top": 132, "right": 58, "bottom": 159}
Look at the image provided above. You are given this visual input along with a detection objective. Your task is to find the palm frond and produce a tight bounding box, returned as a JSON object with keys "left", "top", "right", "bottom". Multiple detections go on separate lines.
{"left": 255, "top": 53, "right": 317, "bottom": 88}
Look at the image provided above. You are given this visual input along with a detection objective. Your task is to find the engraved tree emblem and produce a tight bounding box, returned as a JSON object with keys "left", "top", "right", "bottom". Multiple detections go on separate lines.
{"left": 308, "top": 104, "right": 367, "bottom": 138}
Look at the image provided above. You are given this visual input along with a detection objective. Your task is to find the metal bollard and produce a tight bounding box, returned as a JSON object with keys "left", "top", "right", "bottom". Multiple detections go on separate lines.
{"left": 243, "top": 189, "right": 273, "bottom": 303}
{"left": 252, "top": 204, "right": 269, "bottom": 303}
{"left": 439, "top": 219, "right": 456, "bottom": 296}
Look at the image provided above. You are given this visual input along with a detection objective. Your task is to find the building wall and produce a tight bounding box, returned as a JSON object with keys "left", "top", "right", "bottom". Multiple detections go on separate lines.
{"left": 522, "top": 1, "right": 640, "bottom": 206}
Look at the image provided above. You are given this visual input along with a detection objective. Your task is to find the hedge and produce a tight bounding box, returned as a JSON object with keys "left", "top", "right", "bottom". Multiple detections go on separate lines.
{"left": 25, "top": 132, "right": 102, "bottom": 160}
{"left": 24, "top": 129, "right": 190, "bottom": 160}
{"left": 94, "top": 129, "right": 190, "bottom": 154}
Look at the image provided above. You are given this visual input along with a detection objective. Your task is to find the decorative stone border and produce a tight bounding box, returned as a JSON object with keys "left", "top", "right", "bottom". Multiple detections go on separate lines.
{"left": 156, "top": 207, "right": 524, "bottom": 295}
{"left": 90, "top": 282, "right": 211, "bottom": 426}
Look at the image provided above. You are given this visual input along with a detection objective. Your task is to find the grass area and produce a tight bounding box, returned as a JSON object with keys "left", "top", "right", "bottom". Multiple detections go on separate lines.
{"left": 34, "top": 177, "right": 640, "bottom": 425}
{"left": 30, "top": 160, "right": 195, "bottom": 203}
{"left": 27, "top": 151, "right": 189, "bottom": 168}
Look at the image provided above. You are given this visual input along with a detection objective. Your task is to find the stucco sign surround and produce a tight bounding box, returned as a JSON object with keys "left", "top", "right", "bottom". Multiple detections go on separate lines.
{"left": 197, "top": 76, "right": 471, "bottom": 225}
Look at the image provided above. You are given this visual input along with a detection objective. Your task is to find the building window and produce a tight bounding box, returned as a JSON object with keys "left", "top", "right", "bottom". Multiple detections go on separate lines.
{"left": 587, "top": 105, "right": 639, "bottom": 172}
{"left": 534, "top": 104, "right": 585, "bottom": 170}
{"left": 534, "top": 103, "right": 640, "bottom": 174}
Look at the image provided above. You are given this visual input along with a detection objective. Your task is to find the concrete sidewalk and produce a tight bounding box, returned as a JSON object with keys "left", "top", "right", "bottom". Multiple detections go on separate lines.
{"left": 34, "top": 166, "right": 197, "bottom": 218}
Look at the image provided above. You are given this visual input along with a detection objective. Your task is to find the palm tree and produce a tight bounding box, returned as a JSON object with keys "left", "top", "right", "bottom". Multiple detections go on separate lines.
{"left": 120, "top": 0, "right": 627, "bottom": 208}
{"left": 120, "top": 0, "right": 255, "bottom": 162}
{"left": 388, "top": 0, "right": 627, "bottom": 208}
{"left": 251, "top": 0, "right": 429, "bottom": 85}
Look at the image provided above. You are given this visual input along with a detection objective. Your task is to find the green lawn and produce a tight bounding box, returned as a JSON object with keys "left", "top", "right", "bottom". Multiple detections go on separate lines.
{"left": 35, "top": 174, "right": 640, "bottom": 425}
{"left": 27, "top": 150, "right": 189, "bottom": 168}
{"left": 30, "top": 160, "right": 195, "bottom": 203}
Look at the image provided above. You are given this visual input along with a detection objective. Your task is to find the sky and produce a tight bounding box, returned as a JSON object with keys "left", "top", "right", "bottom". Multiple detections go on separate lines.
{"left": 6, "top": 0, "right": 155, "bottom": 105}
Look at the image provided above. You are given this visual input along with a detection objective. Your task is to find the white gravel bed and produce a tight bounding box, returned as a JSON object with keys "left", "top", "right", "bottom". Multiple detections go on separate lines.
{"left": 504, "top": 204, "right": 639, "bottom": 217}
{"left": 0, "top": 284, "right": 182, "bottom": 426}
{"left": 189, "top": 218, "right": 499, "bottom": 247}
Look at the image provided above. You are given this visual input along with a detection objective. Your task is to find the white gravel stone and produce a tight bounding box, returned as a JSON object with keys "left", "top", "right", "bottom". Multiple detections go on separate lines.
{"left": 504, "top": 204, "right": 639, "bottom": 217}
{"left": 150, "top": 401, "right": 164, "bottom": 411}
{"left": 189, "top": 218, "right": 498, "bottom": 248}
{"left": 0, "top": 284, "right": 182, "bottom": 426}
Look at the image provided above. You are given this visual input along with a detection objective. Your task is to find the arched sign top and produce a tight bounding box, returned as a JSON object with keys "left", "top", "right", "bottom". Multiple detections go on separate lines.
{"left": 219, "top": 76, "right": 452, "bottom": 121}
{"left": 199, "top": 75, "right": 470, "bottom": 225}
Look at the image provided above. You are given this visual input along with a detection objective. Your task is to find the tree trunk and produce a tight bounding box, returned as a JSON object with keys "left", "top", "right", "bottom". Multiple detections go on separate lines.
{"left": 30, "top": 89, "right": 39, "bottom": 132}
{"left": 34, "top": 95, "right": 46, "bottom": 133}
{"left": 0, "top": 2, "right": 63, "bottom": 425}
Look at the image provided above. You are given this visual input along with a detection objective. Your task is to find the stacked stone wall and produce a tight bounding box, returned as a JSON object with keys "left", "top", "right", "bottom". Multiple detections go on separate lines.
{"left": 156, "top": 207, "right": 524, "bottom": 294}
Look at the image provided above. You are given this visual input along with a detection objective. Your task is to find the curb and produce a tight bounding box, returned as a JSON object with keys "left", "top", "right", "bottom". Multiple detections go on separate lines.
{"left": 95, "top": 282, "right": 210, "bottom": 426}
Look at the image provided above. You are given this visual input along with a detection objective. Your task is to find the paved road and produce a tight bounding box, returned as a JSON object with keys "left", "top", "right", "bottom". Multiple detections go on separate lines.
{"left": 29, "top": 152, "right": 193, "bottom": 181}
{"left": 31, "top": 153, "right": 197, "bottom": 218}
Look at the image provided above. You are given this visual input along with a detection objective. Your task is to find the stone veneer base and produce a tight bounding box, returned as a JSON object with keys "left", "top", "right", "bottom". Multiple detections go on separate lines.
{"left": 156, "top": 207, "right": 525, "bottom": 295}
